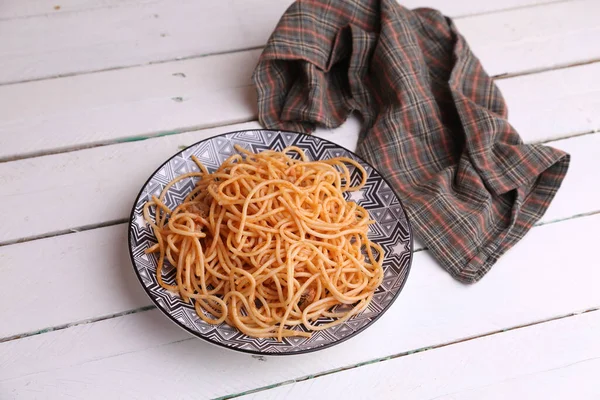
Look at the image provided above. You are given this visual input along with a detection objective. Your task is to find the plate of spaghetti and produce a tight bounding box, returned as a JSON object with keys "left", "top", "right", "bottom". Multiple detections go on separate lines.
{"left": 128, "top": 129, "right": 413, "bottom": 355}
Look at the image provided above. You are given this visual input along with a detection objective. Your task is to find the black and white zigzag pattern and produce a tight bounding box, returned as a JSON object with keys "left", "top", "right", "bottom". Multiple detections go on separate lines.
{"left": 129, "top": 130, "right": 412, "bottom": 355}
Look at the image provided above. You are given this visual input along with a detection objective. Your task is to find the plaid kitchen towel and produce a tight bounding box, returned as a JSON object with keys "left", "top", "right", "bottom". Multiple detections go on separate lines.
{"left": 252, "top": 0, "right": 570, "bottom": 283}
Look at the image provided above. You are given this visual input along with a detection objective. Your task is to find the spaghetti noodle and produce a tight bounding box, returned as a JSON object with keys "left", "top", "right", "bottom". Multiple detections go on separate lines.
{"left": 143, "top": 145, "right": 384, "bottom": 341}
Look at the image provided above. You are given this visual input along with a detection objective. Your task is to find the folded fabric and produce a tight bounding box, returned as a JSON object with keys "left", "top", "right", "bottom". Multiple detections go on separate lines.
{"left": 252, "top": 0, "right": 570, "bottom": 283}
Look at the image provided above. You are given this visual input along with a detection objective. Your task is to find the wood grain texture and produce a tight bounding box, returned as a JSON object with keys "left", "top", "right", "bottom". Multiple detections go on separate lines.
{"left": 0, "top": 120, "right": 259, "bottom": 244}
{"left": 0, "top": 118, "right": 595, "bottom": 244}
{"left": 500, "top": 62, "right": 600, "bottom": 143}
{"left": 238, "top": 311, "right": 600, "bottom": 400}
{"left": 0, "top": 1, "right": 596, "bottom": 397}
{"left": 0, "top": 0, "right": 157, "bottom": 20}
{"left": 0, "top": 0, "right": 290, "bottom": 84}
{"left": 0, "top": 49, "right": 260, "bottom": 160}
{"left": 399, "top": 0, "right": 562, "bottom": 16}
{"left": 1, "top": 213, "right": 599, "bottom": 398}
{"left": 1, "top": 51, "right": 599, "bottom": 160}
{"left": 0, "top": 0, "right": 558, "bottom": 20}
{"left": 457, "top": 0, "right": 600, "bottom": 77}
{"left": 0, "top": 0, "right": 596, "bottom": 84}
{"left": 540, "top": 134, "right": 600, "bottom": 223}
{"left": 0, "top": 224, "right": 149, "bottom": 338}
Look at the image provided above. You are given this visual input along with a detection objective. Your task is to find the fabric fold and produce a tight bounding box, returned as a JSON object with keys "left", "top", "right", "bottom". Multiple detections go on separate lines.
{"left": 252, "top": 0, "right": 569, "bottom": 282}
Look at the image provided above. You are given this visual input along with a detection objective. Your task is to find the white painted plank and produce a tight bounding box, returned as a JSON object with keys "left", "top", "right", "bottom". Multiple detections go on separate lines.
{"left": 238, "top": 311, "right": 600, "bottom": 400}
{"left": 0, "top": 0, "right": 291, "bottom": 84}
{"left": 435, "top": 361, "right": 600, "bottom": 400}
{"left": 0, "top": 120, "right": 256, "bottom": 244}
{"left": 2, "top": 51, "right": 599, "bottom": 162}
{"left": 0, "top": 0, "right": 597, "bottom": 84}
{"left": 399, "top": 0, "right": 557, "bottom": 16}
{"left": 458, "top": 0, "right": 600, "bottom": 77}
{"left": 499, "top": 62, "right": 600, "bottom": 143}
{"left": 0, "top": 0, "right": 156, "bottom": 20}
{"left": 541, "top": 134, "right": 600, "bottom": 223}
{"left": 0, "top": 0, "right": 557, "bottom": 21}
{"left": 0, "top": 49, "right": 259, "bottom": 160}
{"left": 0, "top": 117, "right": 593, "bottom": 244}
{"left": 0, "top": 224, "right": 149, "bottom": 339}
{"left": 1, "top": 213, "right": 599, "bottom": 398}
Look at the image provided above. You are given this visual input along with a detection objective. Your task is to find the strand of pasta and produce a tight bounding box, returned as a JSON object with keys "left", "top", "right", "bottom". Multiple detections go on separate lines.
{"left": 143, "top": 145, "right": 384, "bottom": 341}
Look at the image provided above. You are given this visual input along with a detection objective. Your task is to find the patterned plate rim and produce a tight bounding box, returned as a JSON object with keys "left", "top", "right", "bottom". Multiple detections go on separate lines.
{"left": 127, "top": 129, "right": 414, "bottom": 356}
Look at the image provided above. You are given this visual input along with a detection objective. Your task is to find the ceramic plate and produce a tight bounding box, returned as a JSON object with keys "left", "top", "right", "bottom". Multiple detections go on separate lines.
{"left": 128, "top": 129, "right": 413, "bottom": 355}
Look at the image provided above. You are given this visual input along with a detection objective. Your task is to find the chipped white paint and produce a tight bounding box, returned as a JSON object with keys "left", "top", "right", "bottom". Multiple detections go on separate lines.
{"left": 238, "top": 311, "right": 600, "bottom": 400}
{"left": 0, "top": 0, "right": 558, "bottom": 21}
{"left": 0, "top": 0, "right": 597, "bottom": 84}
{"left": 0, "top": 0, "right": 597, "bottom": 398}
{"left": 3, "top": 4, "right": 600, "bottom": 160}
{"left": 0, "top": 119, "right": 596, "bottom": 244}
{"left": 1, "top": 214, "right": 600, "bottom": 397}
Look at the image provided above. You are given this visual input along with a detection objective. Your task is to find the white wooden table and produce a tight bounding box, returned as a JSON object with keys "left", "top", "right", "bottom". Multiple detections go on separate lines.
{"left": 1, "top": 0, "right": 599, "bottom": 398}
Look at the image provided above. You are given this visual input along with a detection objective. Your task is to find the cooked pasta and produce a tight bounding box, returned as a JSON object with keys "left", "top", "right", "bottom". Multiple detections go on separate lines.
{"left": 143, "top": 144, "right": 384, "bottom": 341}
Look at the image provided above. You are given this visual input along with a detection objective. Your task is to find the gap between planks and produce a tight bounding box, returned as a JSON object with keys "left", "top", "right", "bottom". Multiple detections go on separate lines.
{"left": 540, "top": 128, "right": 600, "bottom": 145}
{"left": 492, "top": 57, "right": 600, "bottom": 80}
{"left": 3, "top": 198, "right": 598, "bottom": 397}
{"left": 220, "top": 307, "right": 600, "bottom": 400}
{"left": 0, "top": 0, "right": 579, "bottom": 85}
{"left": 0, "top": 209, "right": 597, "bottom": 345}
{"left": 0, "top": 306, "right": 155, "bottom": 344}
{"left": 2, "top": 196, "right": 597, "bottom": 250}
{"left": 0, "top": 46, "right": 264, "bottom": 88}
{"left": 0, "top": 0, "right": 159, "bottom": 22}
{"left": 0, "top": 0, "right": 573, "bottom": 23}
{"left": 1, "top": 53, "right": 598, "bottom": 164}
{"left": 443, "top": 0, "right": 575, "bottom": 18}
{"left": 0, "top": 218, "right": 129, "bottom": 248}
{"left": 0, "top": 128, "right": 595, "bottom": 248}
{"left": 0, "top": 0, "right": 600, "bottom": 162}
{"left": 0, "top": 116, "right": 257, "bottom": 164}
